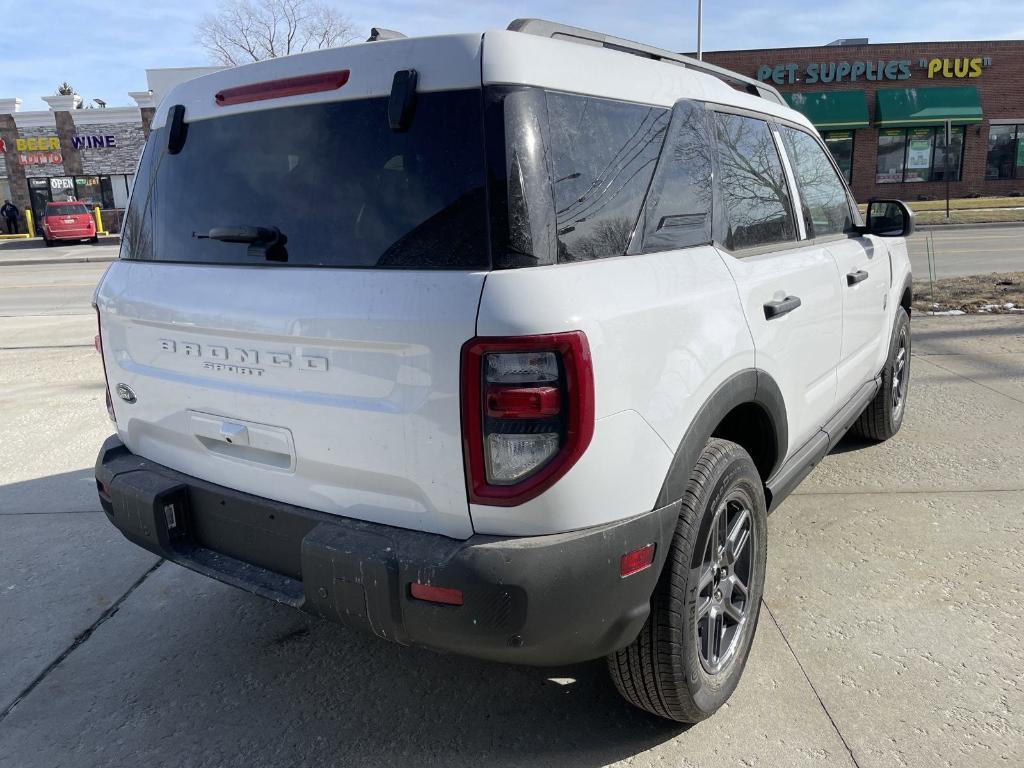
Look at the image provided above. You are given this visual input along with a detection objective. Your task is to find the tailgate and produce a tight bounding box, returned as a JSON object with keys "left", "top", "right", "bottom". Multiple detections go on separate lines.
{"left": 99, "top": 34, "right": 491, "bottom": 539}
{"left": 96, "top": 262, "right": 484, "bottom": 539}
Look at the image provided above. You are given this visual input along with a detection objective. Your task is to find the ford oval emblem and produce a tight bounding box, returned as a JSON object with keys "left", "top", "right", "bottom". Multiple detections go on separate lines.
{"left": 115, "top": 383, "right": 137, "bottom": 404}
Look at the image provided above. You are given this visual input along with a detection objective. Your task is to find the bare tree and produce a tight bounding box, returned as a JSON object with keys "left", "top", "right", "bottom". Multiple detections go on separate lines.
{"left": 196, "top": 0, "right": 358, "bottom": 67}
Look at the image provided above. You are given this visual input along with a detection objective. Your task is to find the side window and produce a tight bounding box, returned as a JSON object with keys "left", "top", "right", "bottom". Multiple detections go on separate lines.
{"left": 713, "top": 112, "right": 796, "bottom": 251}
{"left": 638, "top": 100, "right": 713, "bottom": 253}
{"left": 546, "top": 92, "right": 669, "bottom": 262}
{"left": 781, "top": 127, "right": 856, "bottom": 238}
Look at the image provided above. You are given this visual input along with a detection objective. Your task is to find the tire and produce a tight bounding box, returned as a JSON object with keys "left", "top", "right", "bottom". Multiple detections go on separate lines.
{"left": 90, "top": 235, "right": 99, "bottom": 244}
{"left": 851, "top": 307, "right": 910, "bottom": 442}
{"left": 608, "top": 438, "right": 768, "bottom": 723}
{"left": 43, "top": 236, "right": 52, "bottom": 247}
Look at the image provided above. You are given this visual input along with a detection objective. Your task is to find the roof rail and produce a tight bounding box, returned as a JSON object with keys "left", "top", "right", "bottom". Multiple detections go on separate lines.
{"left": 506, "top": 18, "right": 786, "bottom": 106}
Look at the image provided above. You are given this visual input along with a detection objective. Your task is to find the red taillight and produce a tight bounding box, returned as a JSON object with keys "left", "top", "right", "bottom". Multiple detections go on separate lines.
{"left": 620, "top": 544, "right": 656, "bottom": 577}
{"left": 95, "top": 308, "right": 115, "bottom": 423}
{"left": 485, "top": 386, "right": 561, "bottom": 418}
{"left": 461, "top": 331, "right": 594, "bottom": 507}
{"left": 409, "top": 583, "right": 464, "bottom": 606}
{"left": 215, "top": 70, "right": 350, "bottom": 106}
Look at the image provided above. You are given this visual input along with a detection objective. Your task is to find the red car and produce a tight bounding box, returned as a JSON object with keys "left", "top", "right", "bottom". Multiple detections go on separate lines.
{"left": 40, "top": 201, "right": 98, "bottom": 246}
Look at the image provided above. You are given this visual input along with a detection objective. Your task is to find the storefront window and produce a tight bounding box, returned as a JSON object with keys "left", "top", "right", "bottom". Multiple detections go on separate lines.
{"left": 74, "top": 176, "right": 103, "bottom": 207}
{"left": 823, "top": 131, "right": 854, "bottom": 183}
{"left": 933, "top": 127, "right": 964, "bottom": 182}
{"left": 903, "top": 128, "right": 934, "bottom": 182}
{"left": 49, "top": 176, "right": 76, "bottom": 202}
{"left": 876, "top": 129, "right": 907, "bottom": 183}
{"left": 875, "top": 126, "right": 964, "bottom": 183}
{"left": 986, "top": 125, "right": 1022, "bottom": 179}
{"left": 72, "top": 176, "right": 116, "bottom": 209}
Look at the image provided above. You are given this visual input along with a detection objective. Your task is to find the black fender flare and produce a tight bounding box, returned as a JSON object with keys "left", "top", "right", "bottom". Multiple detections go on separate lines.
{"left": 655, "top": 369, "right": 787, "bottom": 509}
{"left": 898, "top": 271, "right": 913, "bottom": 316}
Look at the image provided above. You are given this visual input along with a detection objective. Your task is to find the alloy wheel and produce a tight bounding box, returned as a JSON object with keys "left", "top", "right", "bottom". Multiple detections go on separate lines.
{"left": 892, "top": 327, "right": 909, "bottom": 418}
{"left": 695, "top": 494, "right": 755, "bottom": 674}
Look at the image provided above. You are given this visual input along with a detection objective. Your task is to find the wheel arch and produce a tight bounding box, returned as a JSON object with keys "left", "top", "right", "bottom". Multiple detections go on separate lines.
{"left": 655, "top": 369, "right": 788, "bottom": 510}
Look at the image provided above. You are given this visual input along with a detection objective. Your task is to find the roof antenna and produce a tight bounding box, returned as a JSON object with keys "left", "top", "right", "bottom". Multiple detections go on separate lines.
{"left": 368, "top": 27, "right": 407, "bottom": 42}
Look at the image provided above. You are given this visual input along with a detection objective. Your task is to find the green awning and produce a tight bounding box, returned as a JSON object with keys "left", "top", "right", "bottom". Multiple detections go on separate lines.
{"left": 875, "top": 86, "right": 983, "bottom": 127}
{"left": 783, "top": 91, "right": 869, "bottom": 130}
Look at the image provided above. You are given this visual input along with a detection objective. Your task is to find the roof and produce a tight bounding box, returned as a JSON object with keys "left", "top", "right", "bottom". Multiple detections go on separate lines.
{"left": 154, "top": 27, "right": 813, "bottom": 133}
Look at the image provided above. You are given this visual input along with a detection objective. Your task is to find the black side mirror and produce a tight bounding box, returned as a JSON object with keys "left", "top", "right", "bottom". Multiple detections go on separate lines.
{"left": 864, "top": 199, "right": 914, "bottom": 238}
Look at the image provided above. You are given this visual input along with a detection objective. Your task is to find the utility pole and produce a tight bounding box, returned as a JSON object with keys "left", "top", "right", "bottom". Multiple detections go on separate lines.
{"left": 697, "top": 0, "right": 703, "bottom": 60}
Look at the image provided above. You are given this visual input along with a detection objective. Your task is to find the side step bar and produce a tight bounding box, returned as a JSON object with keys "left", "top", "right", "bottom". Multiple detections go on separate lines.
{"left": 765, "top": 377, "right": 881, "bottom": 512}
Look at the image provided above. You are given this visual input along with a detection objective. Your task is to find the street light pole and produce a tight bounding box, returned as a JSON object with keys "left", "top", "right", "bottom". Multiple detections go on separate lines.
{"left": 945, "top": 119, "right": 952, "bottom": 220}
{"left": 697, "top": 0, "right": 703, "bottom": 60}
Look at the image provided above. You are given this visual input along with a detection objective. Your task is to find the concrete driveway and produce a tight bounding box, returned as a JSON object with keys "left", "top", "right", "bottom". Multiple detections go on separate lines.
{"left": 0, "top": 305, "right": 1021, "bottom": 767}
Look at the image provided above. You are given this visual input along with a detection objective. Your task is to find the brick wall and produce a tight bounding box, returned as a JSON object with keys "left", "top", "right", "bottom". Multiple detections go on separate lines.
{"left": 704, "top": 40, "right": 1024, "bottom": 200}
{"left": 0, "top": 114, "right": 29, "bottom": 226}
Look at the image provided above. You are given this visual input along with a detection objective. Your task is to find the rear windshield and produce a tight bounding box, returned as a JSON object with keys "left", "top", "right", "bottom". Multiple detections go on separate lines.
{"left": 48, "top": 203, "right": 89, "bottom": 215}
{"left": 122, "top": 90, "right": 488, "bottom": 269}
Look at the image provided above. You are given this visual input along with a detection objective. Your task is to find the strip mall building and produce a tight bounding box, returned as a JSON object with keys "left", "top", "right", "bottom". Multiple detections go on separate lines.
{"left": 0, "top": 69, "right": 218, "bottom": 234}
{"left": 0, "top": 93, "right": 157, "bottom": 234}
{"left": 703, "top": 40, "right": 1024, "bottom": 202}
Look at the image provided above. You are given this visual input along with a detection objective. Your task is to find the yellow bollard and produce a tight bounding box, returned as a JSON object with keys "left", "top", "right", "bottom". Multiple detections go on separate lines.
{"left": 26, "top": 209, "right": 35, "bottom": 238}
{"left": 93, "top": 206, "right": 110, "bottom": 236}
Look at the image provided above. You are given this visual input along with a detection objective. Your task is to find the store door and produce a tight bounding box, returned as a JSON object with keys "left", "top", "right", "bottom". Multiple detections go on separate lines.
{"left": 27, "top": 178, "right": 51, "bottom": 232}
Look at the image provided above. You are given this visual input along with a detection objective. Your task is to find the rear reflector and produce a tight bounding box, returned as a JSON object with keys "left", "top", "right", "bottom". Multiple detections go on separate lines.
{"left": 215, "top": 70, "right": 350, "bottom": 106}
{"left": 409, "top": 583, "right": 464, "bottom": 606}
{"left": 620, "top": 543, "right": 656, "bottom": 577}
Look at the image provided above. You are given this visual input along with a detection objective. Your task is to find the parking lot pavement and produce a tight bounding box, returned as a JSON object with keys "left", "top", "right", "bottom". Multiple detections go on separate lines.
{"left": 0, "top": 314, "right": 1021, "bottom": 767}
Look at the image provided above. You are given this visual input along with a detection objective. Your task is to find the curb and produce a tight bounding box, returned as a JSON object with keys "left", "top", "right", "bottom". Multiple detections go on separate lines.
{"left": 0, "top": 255, "right": 117, "bottom": 267}
{"left": 916, "top": 220, "right": 1024, "bottom": 231}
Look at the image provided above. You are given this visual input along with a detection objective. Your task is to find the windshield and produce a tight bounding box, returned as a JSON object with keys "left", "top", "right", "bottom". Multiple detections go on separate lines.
{"left": 122, "top": 89, "right": 488, "bottom": 269}
{"left": 48, "top": 203, "right": 90, "bottom": 216}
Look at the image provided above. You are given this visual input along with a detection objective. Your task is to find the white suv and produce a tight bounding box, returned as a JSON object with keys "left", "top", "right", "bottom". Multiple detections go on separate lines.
{"left": 94, "top": 20, "right": 913, "bottom": 723}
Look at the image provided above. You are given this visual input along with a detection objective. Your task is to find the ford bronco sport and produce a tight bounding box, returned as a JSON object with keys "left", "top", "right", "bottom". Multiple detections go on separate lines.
{"left": 94, "top": 20, "right": 914, "bottom": 722}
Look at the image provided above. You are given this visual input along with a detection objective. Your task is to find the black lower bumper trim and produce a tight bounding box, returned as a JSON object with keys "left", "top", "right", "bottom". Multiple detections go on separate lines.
{"left": 96, "top": 436, "right": 679, "bottom": 666}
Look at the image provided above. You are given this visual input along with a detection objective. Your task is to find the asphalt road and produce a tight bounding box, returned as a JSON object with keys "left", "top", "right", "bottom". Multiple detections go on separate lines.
{"left": 907, "top": 224, "right": 1024, "bottom": 278}
{"left": 0, "top": 226, "right": 1020, "bottom": 307}
{"left": 1, "top": 247, "right": 1023, "bottom": 767}
{"left": 0, "top": 246, "right": 114, "bottom": 317}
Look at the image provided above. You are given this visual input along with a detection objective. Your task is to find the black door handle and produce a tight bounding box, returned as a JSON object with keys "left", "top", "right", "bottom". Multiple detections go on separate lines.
{"left": 763, "top": 295, "right": 802, "bottom": 319}
{"left": 847, "top": 270, "right": 869, "bottom": 286}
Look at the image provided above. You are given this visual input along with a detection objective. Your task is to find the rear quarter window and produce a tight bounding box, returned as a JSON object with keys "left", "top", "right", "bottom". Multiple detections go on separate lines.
{"left": 546, "top": 93, "right": 669, "bottom": 262}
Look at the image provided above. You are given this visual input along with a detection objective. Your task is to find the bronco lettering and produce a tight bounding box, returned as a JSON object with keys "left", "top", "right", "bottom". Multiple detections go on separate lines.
{"left": 158, "top": 338, "right": 328, "bottom": 371}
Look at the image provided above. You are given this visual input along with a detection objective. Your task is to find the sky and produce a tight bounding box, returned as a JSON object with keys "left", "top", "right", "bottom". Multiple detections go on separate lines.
{"left": 2, "top": 0, "right": 1023, "bottom": 111}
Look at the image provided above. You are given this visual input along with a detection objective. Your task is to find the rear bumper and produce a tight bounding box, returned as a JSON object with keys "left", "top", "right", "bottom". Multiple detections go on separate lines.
{"left": 95, "top": 436, "right": 678, "bottom": 665}
{"left": 45, "top": 228, "right": 93, "bottom": 240}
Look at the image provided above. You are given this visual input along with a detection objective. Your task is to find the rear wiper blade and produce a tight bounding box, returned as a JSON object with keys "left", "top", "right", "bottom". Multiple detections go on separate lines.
{"left": 195, "top": 225, "right": 280, "bottom": 243}
{"left": 194, "top": 225, "right": 288, "bottom": 262}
